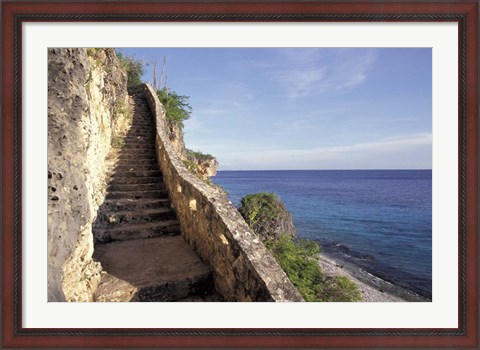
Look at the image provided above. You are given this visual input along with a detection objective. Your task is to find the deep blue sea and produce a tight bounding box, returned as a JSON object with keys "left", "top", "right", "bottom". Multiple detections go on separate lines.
{"left": 212, "top": 170, "right": 432, "bottom": 299}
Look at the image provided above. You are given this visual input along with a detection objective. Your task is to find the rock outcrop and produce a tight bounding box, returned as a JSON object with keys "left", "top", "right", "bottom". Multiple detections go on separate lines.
{"left": 186, "top": 150, "right": 218, "bottom": 178}
{"left": 239, "top": 192, "right": 297, "bottom": 241}
{"left": 167, "top": 123, "right": 188, "bottom": 160}
{"left": 48, "top": 48, "right": 131, "bottom": 301}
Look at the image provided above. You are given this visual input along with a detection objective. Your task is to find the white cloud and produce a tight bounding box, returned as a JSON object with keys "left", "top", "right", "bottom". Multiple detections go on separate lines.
{"left": 215, "top": 133, "right": 432, "bottom": 170}
{"left": 270, "top": 48, "right": 377, "bottom": 99}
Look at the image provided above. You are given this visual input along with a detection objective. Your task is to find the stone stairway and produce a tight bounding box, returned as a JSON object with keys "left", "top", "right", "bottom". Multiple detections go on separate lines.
{"left": 92, "top": 91, "right": 218, "bottom": 302}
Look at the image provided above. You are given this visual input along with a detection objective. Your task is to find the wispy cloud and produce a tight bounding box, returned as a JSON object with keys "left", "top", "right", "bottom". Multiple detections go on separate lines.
{"left": 192, "top": 83, "right": 255, "bottom": 117}
{"left": 216, "top": 133, "right": 432, "bottom": 170}
{"left": 273, "top": 107, "right": 353, "bottom": 132}
{"left": 269, "top": 48, "right": 377, "bottom": 99}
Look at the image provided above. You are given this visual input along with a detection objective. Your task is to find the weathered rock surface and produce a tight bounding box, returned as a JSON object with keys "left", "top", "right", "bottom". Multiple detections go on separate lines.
{"left": 186, "top": 151, "right": 218, "bottom": 178}
{"left": 195, "top": 157, "right": 218, "bottom": 177}
{"left": 168, "top": 123, "right": 218, "bottom": 178}
{"left": 167, "top": 123, "right": 187, "bottom": 160}
{"left": 48, "top": 48, "right": 130, "bottom": 301}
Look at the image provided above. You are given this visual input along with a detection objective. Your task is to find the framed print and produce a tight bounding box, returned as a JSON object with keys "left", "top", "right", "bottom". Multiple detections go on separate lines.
{"left": 2, "top": 0, "right": 478, "bottom": 348}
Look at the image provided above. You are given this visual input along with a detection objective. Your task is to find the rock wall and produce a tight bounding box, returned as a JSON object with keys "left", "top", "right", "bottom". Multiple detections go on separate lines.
{"left": 48, "top": 48, "right": 130, "bottom": 301}
{"left": 186, "top": 151, "right": 218, "bottom": 178}
{"left": 167, "top": 123, "right": 188, "bottom": 160}
{"left": 142, "top": 84, "right": 303, "bottom": 302}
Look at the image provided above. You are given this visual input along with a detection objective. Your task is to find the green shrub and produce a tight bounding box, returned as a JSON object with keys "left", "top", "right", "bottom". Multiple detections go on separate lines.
{"left": 239, "top": 192, "right": 296, "bottom": 240}
{"left": 265, "top": 236, "right": 361, "bottom": 302}
{"left": 317, "top": 275, "right": 362, "bottom": 302}
{"left": 116, "top": 51, "right": 144, "bottom": 87}
{"left": 156, "top": 89, "right": 191, "bottom": 130}
{"left": 111, "top": 135, "right": 124, "bottom": 149}
{"left": 186, "top": 149, "right": 215, "bottom": 161}
{"left": 265, "top": 236, "right": 322, "bottom": 301}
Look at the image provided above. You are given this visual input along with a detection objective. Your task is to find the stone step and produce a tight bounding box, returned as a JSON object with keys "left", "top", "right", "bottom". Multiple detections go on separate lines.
{"left": 125, "top": 133, "right": 155, "bottom": 144}
{"left": 116, "top": 158, "right": 157, "bottom": 164}
{"left": 119, "top": 150, "right": 156, "bottom": 157}
{"left": 128, "top": 123, "right": 154, "bottom": 127}
{"left": 93, "top": 236, "right": 213, "bottom": 302}
{"left": 127, "top": 125, "right": 155, "bottom": 136}
{"left": 125, "top": 132, "right": 154, "bottom": 138}
{"left": 120, "top": 144, "right": 156, "bottom": 151}
{"left": 118, "top": 153, "right": 156, "bottom": 160}
{"left": 113, "top": 164, "right": 159, "bottom": 173}
{"left": 118, "top": 155, "right": 156, "bottom": 161}
{"left": 102, "top": 197, "right": 171, "bottom": 211}
{"left": 123, "top": 137, "right": 155, "bottom": 143}
{"left": 109, "top": 175, "right": 162, "bottom": 184}
{"left": 127, "top": 127, "right": 154, "bottom": 132}
{"left": 94, "top": 220, "right": 181, "bottom": 243}
{"left": 120, "top": 149, "right": 155, "bottom": 155}
{"left": 115, "top": 160, "right": 158, "bottom": 167}
{"left": 130, "top": 117, "right": 152, "bottom": 120}
{"left": 106, "top": 188, "right": 169, "bottom": 200}
{"left": 111, "top": 170, "right": 162, "bottom": 178}
{"left": 124, "top": 131, "right": 154, "bottom": 136}
{"left": 108, "top": 182, "right": 165, "bottom": 192}
{"left": 95, "top": 207, "right": 177, "bottom": 227}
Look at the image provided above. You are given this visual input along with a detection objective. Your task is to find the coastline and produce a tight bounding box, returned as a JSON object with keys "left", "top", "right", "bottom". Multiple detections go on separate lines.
{"left": 318, "top": 253, "right": 429, "bottom": 302}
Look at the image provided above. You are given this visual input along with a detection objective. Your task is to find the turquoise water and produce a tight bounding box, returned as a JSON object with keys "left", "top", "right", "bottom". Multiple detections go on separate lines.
{"left": 212, "top": 170, "right": 432, "bottom": 299}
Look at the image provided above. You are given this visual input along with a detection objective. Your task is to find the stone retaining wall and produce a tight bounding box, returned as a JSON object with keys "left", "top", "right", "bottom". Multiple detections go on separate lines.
{"left": 142, "top": 84, "right": 303, "bottom": 302}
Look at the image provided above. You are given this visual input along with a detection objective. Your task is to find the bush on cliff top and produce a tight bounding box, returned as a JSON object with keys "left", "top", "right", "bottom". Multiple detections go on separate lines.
{"left": 238, "top": 192, "right": 296, "bottom": 240}
{"left": 156, "top": 89, "right": 192, "bottom": 130}
{"left": 186, "top": 149, "right": 215, "bottom": 162}
{"left": 116, "top": 51, "right": 144, "bottom": 87}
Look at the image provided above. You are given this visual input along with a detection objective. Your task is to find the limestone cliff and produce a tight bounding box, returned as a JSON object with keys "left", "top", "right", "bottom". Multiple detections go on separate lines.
{"left": 48, "top": 48, "right": 131, "bottom": 301}
{"left": 168, "top": 124, "right": 218, "bottom": 180}
{"left": 167, "top": 123, "right": 188, "bottom": 160}
{"left": 186, "top": 149, "right": 218, "bottom": 178}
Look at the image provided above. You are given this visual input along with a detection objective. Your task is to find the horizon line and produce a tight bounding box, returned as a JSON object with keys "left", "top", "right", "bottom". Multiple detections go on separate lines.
{"left": 216, "top": 168, "right": 433, "bottom": 172}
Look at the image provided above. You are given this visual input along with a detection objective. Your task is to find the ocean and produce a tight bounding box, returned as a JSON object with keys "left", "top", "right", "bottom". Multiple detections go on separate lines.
{"left": 212, "top": 170, "right": 432, "bottom": 299}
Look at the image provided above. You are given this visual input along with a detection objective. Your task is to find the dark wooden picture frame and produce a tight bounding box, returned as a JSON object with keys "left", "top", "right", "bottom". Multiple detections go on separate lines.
{"left": 2, "top": 1, "right": 478, "bottom": 348}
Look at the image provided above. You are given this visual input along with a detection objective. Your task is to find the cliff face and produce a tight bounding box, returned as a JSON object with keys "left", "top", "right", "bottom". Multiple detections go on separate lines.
{"left": 168, "top": 123, "right": 188, "bottom": 160}
{"left": 169, "top": 126, "right": 218, "bottom": 179}
{"left": 48, "top": 48, "right": 131, "bottom": 301}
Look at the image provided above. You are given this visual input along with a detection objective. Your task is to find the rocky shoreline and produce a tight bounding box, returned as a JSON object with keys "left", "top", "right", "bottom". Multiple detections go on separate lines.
{"left": 318, "top": 253, "right": 429, "bottom": 302}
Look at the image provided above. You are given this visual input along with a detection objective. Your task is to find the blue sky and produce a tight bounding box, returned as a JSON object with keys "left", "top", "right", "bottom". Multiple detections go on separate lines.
{"left": 118, "top": 48, "right": 432, "bottom": 170}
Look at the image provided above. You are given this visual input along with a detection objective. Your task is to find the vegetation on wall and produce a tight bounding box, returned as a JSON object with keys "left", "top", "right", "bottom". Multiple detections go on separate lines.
{"left": 186, "top": 149, "right": 215, "bottom": 161}
{"left": 239, "top": 192, "right": 361, "bottom": 302}
{"left": 156, "top": 89, "right": 192, "bottom": 130}
{"left": 116, "top": 51, "right": 144, "bottom": 87}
